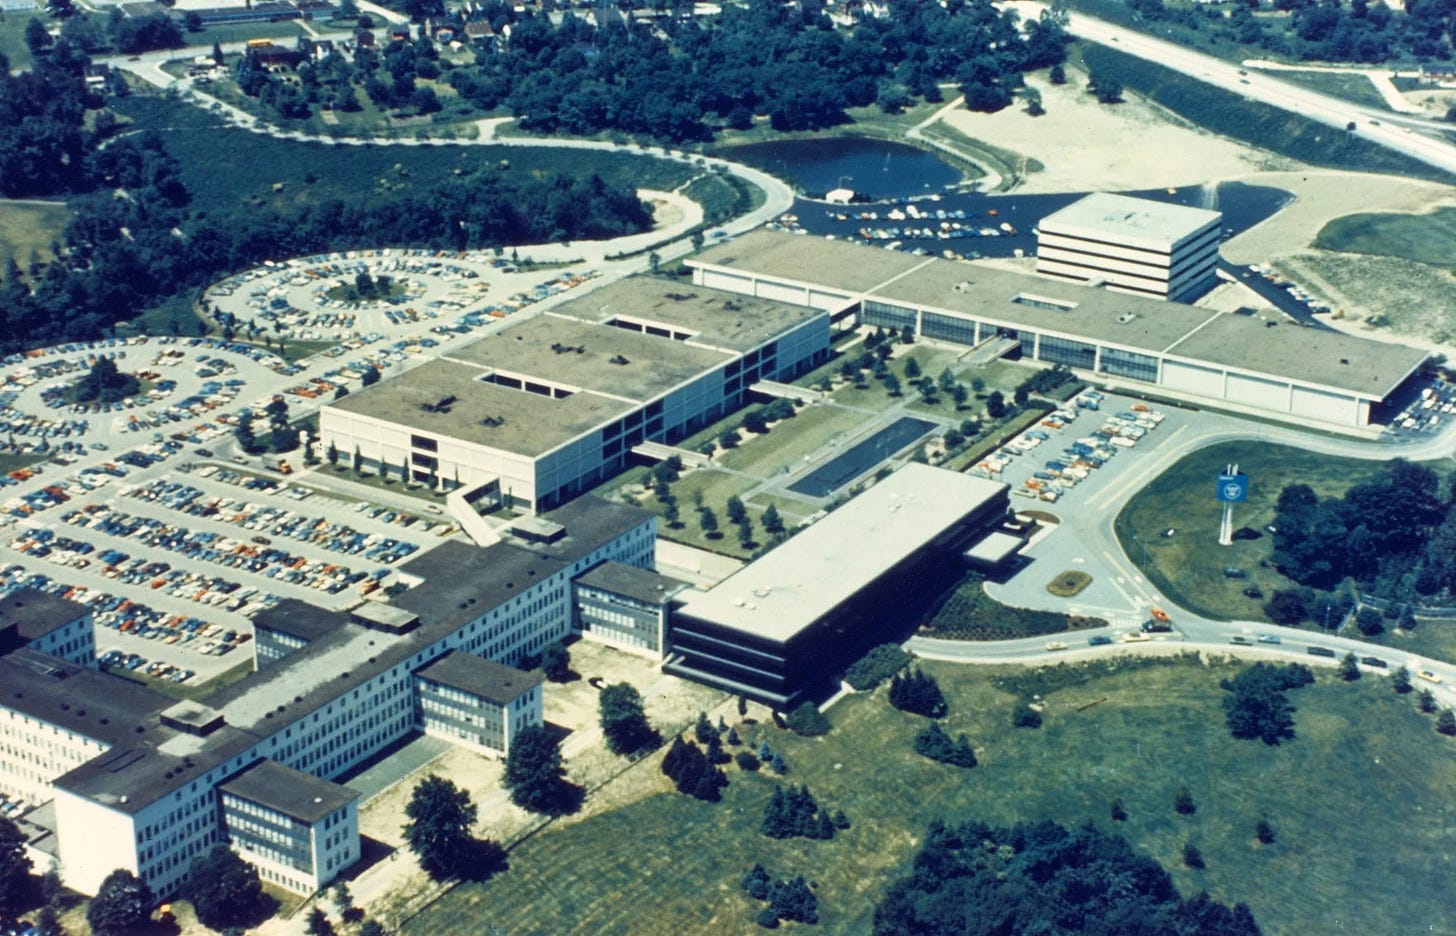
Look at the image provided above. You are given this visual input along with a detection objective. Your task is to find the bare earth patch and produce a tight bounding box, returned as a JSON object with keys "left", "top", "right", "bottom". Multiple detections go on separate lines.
{"left": 936, "top": 66, "right": 1275, "bottom": 193}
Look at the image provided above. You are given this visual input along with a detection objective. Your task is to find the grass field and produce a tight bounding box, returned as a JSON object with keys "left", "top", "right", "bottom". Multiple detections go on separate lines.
{"left": 928, "top": 572, "right": 1102, "bottom": 639}
{"left": 1115, "top": 441, "right": 1396, "bottom": 622}
{"left": 110, "top": 94, "right": 704, "bottom": 218}
{"left": 1273, "top": 69, "right": 1393, "bottom": 112}
{"left": 718, "top": 406, "right": 868, "bottom": 476}
{"left": 0, "top": 200, "right": 69, "bottom": 268}
{"left": 0, "top": 451, "right": 48, "bottom": 475}
{"left": 399, "top": 656, "right": 1456, "bottom": 936}
{"left": 1315, "top": 206, "right": 1456, "bottom": 266}
{"left": 1078, "top": 44, "right": 1452, "bottom": 184}
{"left": 1356, "top": 616, "right": 1456, "bottom": 666}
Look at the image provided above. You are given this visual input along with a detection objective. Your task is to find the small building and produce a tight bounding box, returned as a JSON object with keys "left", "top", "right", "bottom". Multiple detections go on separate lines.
{"left": 1036, "top": 193, "right": 1223, "bottom": 302}
{"left": 825, "top": 188, "right": 855, "bottom": 205}
{"left": 0, "top": 589, "right": 93, "bottom": 667}
{"left": 668, "top": 465, "right": 1013, "bottom": 706}
{"left": 219, "top": 759, "right": 359, "bottom": 894}
{"left": 414, "top": 652, "right": 543, "bottom": 756}
{"left": 252, "top": 599, "right": 347, "bottom": 667}
{"left": 574, "top": 561, "right": 688, "bottom": 656}
{"left": 1420, "top": 62, "right": 1456, "bottom": 86}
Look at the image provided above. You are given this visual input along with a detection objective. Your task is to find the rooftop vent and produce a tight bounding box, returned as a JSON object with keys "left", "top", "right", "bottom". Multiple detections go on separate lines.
{"left": 953, "top": 281, "right": 973, "bottom": 294}
{"left": 665, "top": 292, "right": 697, "bottom": 302}
{"left": 1116, "top": 313, "right": 1136, "bottom": 324}
{"left": 478, "top": 415, "right": 506, "bottom": 427}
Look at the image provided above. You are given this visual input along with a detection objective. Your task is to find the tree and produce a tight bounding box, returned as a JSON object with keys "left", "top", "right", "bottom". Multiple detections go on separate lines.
{"left": 785, "top": 701, "right": 830, "bottom": 737}
{"left": 352, "top": 446, "right": 363, "bottom": 474}
{"left": 306, "top": 906, "right": 334, "bottom": 936}
{"left": 1110, "top": 799, "right": 1128, "bottom": 822}
{"left": 1439, "top": 709, "right": 1456, "bottom": 736}
{"left": 914, "top": 722, "right": 976, "bottom": 768}
{"left": 903, "top": 357, "right": 922, "bottom": 380}
{"left": 599, "top": 682, "right": 657, "bottom": 755}
{"left": 986, "top": 390, "right": 1006, "bottom": 418}
{"left": 25, "top": 18, "right": 52, "bottom": 55}
{"left": 761, "top": 504, "right": 785, "bottom": 536}
{"left": 540, "top": 640, "right": 570, "bottom": 681}
{"left": 889, "top": 668, "right": 947, "bottom": 718}
{"left": 698, "top": 506, "right": 720, "bottom": 539}
{"left": 1174, "top": 786, "right": 1197, "bottom": 815}
{"left": 87, "top": 869, "right": 154, "bottom": 936}
{"left": 1340, "top": 651, "right": 1361, "bottom": 681}
{"left": 1419, "top": 688, "right": 1438, "bottom": 713}
{"left": 360, "top": 921, "right": 386, "bottom": 936}
{"left": 1255, "top": 818, "right": 1276, "bottom": 844}
{"left": 1013, "top": 702, "right": 1042, "bottom": 729}
{"left": 403, "top": 775, "right": 478, "bottom": 879}
{"left": 183, "top": 845, "right": 265, "bottom": 930}
{"left": 725, "top": 495, "right": 747, "bottom": 524}
{"left": 1392, "top": 665, "right": 1413, "bottom": 694}
{"left": 1221, "top": 662, "right": 1311, "bottom": 745}
{"left": 1182, "top": 841, "right": 1205, "bottom": 869}
{"left": 1049, "top": 63, "right": 1067, "bottom": 84}
{"left": 0, "top": 816, "right": 32, "bottom": 914}
{"left": 503, "top": 724, "right": 571, "bottom": 814}
{"left": 331, "top": 880, "right": 360, "bottom": 924}
{"left": 1355, "top": 606, "right": 1384, "bottom": 635}
{"left": 35, "top": 905, "right": 60, "bottom": 936}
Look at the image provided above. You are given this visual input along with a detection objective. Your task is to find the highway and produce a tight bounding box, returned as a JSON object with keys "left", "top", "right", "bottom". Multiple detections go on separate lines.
{"left": 1012, "top": 1, "right": 1456, "bottom": 179}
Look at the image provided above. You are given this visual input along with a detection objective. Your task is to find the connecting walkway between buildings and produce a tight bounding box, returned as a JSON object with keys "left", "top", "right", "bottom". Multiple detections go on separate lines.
{"left": 750, "top": 380, "right": 826, "bottom": 403}
{"left": 631, "top": 441, "right": 712, "bottom": 468}
{"left": 445, "top": 480, "right": 502, "bottom": 547}
{"left": 959, "top": 336, "right": 1020, "bottom": 367}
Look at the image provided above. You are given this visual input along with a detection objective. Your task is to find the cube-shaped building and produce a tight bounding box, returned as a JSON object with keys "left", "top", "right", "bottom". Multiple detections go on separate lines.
{"left": 1036, "top": 193, "right": 1222, "bottom": 302}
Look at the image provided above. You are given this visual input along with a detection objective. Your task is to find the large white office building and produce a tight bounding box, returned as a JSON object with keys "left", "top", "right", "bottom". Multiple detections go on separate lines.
{"left": 688, "top": 231, "right": 1428, "bottom": 430}
{"left": 320, "top": 277, "right": 831, "bottom": 513}
{"left": 0, "top": 498, "right": 663, "bottom": 899}
{"left": 1036, "top": 193, "right": 1223, "bottom": 301}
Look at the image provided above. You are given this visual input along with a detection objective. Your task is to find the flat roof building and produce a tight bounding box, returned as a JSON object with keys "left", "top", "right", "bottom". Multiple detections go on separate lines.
{"left": 1036, "top": 193, "right": 1223, "bottom": 301}
{"left": 23, "top": 497, "right": 655, "bottom": 900}
{"left": 668, "top": 465, "right": 1013, "bottom": 706}
{"left": 321, "top": 278, "right": 830, "bottom": 511}
{"left": 688, "top": 231, "right": 1428, "bottom": 430}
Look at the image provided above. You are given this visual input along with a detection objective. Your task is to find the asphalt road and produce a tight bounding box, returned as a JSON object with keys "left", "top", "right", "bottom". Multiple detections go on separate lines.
{"left": 1012, "top": 1, "right": 1456, "bottom": 179}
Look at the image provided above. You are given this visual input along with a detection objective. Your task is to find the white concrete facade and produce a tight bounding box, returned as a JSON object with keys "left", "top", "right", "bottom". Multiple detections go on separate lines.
{"left": 1036, "top": 193, "right": 1223, "bottom": 301}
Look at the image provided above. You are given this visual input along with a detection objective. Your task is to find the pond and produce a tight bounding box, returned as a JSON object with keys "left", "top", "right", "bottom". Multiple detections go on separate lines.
{"left": 719, "top": 137, "right": 965, "bottom": 200}
{"left": 788, "top": 416, "right": 938, "bottom": 498}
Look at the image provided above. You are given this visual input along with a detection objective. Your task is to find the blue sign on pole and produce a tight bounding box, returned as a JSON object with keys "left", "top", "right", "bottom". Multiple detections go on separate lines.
{"left": 1216, "top": 473, "right": 1248, "bottom": 503}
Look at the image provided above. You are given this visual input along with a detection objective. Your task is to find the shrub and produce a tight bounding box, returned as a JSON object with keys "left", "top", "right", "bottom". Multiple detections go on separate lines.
{"left": 785, "top": 701, "right": 830, "bottom": 737}
{"left": 844, "top": 643, "right": 912, "bottom": 691}
{"left": 1013, "top": 703, "right": 1042, "bottom": 729}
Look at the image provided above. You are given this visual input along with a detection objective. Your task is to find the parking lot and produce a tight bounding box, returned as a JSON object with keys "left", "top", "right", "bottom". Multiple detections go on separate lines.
{"left": 205, "top": 248, "right": 601, "bottom": 345}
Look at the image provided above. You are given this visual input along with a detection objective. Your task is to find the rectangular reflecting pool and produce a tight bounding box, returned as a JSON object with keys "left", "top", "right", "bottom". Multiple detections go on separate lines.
{"left": 787, "top": 416, "right": 937, "bottom": 498}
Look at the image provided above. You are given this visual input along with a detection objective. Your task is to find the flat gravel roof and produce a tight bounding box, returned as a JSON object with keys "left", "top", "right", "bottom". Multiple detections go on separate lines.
{"left": 1039, "top": 193, "right": 1222, "bottom": 252}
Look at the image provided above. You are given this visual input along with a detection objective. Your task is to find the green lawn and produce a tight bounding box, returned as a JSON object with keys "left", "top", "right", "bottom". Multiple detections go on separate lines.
{"left": 0, "top": 451, "right": 48, "bottom": 474}
{"left": 1315, "top": 206, "right": 1456, "bottom": 267}
{"left": 718, "top": 405, "right": 870, "bottom": 476}
{"left": 0, "top": 200, "right": 69, "bottom": 268}
{"left": 1115, "top": 441, "right": 1396, "bottom": 622}
{"left": 1357, "top": 616, "right": 1456, "bottom": 666}
{"left": 109, "top": 93, "right": 703, "bottom": 218}
{"left": 399, "top": 657, "right": 1456, "bottom": 936}
{"left": 1273, "top": 69, "right": 1393, "bottom": 112}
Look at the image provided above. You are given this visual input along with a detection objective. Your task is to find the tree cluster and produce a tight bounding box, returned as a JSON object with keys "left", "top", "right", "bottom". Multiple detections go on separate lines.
{"left": 913, "top": 722, "right": 977, "bottom": 768}
{"left": 1115, "top": 0, "right": 1453, "bottom": 65}
{"left": 236, "top": 0, "right": 1065, "bottom": 139}
{"left": 874, "top": 818, "right": 1261, "bottom": 935}
{"left": 1270, "top": 460, "right": 1448, "bottom": 594}
{"left": 1220, "top": 662, "right": 1314, "bottom": 745}
{"left": 738, "top": 398, "right": 797, "bottom": 435}
{"left": 761, "top": 784, "right": 845, "bottom": 841}
{"left": 844, "top": 643, "right": 912, "bottom": 691}
{"left": 87, "top": 869, "right": 154, "bottom": 936}
{"left": 503, "top": 724, "right": 579, "bottom": 815}
{"left": 889, "top": 668, "right": 948, "bottom": 718}
{"left": 404, "top": 774, "right": 479, "bottom": 879}
{"left": 661, "top": 735, "right": 729, "bottom": 801}
{"left": 182, "top": 845, "right": 267, "bottom": 930}
{"left": 0, "top": 84, "right": 651, "bottom": 353}
{"left": 0, "top": 816, "right": 33, "bottom": 914}
{"left": 599, "top": 682, "right": 659, "bottom": 755}
{"left": 741, "top": 864, "right": 818, "bottom": 927}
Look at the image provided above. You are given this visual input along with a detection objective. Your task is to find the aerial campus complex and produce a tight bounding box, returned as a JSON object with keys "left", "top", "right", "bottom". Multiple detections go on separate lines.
{"left": 0, "top": 189, "right": 1440, "bottom": 906}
